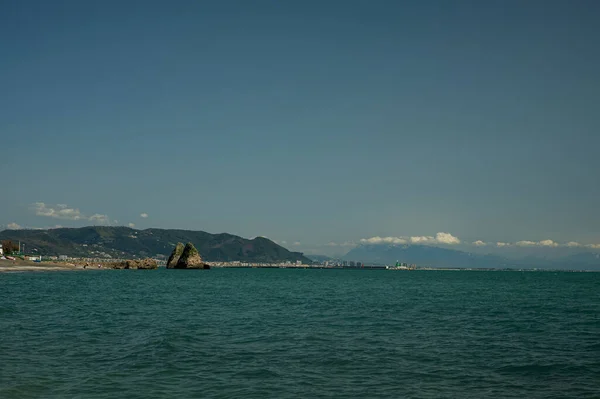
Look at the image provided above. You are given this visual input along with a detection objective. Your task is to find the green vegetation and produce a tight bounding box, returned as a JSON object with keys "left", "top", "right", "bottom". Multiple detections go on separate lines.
{"left": 1, "top": 240, "right": 19, "bottom": 255}
{"left": 180, "top": 242, "right": 199, "bottom": 259}
{"left": 174, "top": 242, "right": 208, "bottom": 269}
{"left": 166, "top": 242, "right": 185, "bottom": 268}
{"left": 0, "top": 226, "right": 311, "bottom": 263}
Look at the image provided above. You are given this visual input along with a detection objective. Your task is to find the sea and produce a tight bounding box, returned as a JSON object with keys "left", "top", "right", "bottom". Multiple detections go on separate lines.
{"left": 1, "top": 268, "right": 599, "bottom": 398}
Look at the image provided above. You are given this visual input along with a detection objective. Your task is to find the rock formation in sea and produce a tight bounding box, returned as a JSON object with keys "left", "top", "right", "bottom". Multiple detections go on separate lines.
{"left": 174, "top": 242, "right": 210, "bottom": 269}
{"left": 109, "top": 258, "right": 158, "bottom": 269}
{"left": 166, "top": 242, "right": 185, "bottom": 269}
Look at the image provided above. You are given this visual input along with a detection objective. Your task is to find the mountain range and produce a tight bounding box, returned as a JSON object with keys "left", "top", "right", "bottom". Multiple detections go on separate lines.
{"left": 2, "top": 226, "right": 598, "bottom": 270}
{"left": 344, "top": 244, "right": 600, "bottom": 270}
{"left": 0, "top": 226, "right": 311, "bottom": 264}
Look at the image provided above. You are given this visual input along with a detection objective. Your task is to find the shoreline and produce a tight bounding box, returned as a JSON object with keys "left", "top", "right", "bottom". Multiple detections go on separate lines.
{"left": 0, "top": 259, "right": 91, "bottom": 273}
{"left": 1, "top": 260, "right": 597, "bottom": 273}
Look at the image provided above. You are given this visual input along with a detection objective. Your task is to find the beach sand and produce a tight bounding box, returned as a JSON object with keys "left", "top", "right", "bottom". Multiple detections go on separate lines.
{"left": 0, "top": 259, "right": 87, "bottom": 272}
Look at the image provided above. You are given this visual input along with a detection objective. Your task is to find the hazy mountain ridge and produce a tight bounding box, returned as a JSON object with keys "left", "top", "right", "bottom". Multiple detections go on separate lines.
{"left": 0, "top": 226, "right": 311, "bottom": 263}
{"left": 344, "top": 244, "right": 600, "bottom": 270}
{"left": 305, "top": 254, "right": 334, "bottom": 263}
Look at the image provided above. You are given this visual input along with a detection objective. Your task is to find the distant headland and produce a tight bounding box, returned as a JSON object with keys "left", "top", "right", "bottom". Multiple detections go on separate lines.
{"left": 0, "top": 226, "right": 311, "bottom": 264}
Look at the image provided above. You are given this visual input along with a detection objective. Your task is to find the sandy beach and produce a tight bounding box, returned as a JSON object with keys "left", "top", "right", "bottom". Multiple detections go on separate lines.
{"left": 0, "top": 259, "right": 87, "bottom": 272}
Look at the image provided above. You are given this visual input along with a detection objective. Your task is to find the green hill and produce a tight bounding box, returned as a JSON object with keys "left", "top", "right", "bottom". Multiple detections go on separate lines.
{"left": 0, "top": 226, "right": 311, "bottom": 263}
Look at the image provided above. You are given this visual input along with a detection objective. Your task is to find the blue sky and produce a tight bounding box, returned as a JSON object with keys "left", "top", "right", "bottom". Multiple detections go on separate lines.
{"left": 1, "top": 0, "right": 599, "bottom": 255}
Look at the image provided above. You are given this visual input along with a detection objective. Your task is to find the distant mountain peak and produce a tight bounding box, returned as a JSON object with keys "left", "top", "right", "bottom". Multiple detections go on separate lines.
{"left": 344, "top": 243, "right": 600, "bottom": 270}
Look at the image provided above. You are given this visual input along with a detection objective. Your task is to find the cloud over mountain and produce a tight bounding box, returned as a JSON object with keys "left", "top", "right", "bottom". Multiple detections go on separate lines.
{"left": 516, "top": 241, "right": 537, "bottom": 247}
{"left": 32, "top": 202, "right": 84, "bottom": 220}
{"left": 360, "top": 232, "right": 461, "bottom": 246}
{"left": 361, "top": 236, "right": 408, "bottom": 245}
{"left": 435, "top": 232, "right": 461, "bottom": 244}
{"left": 31, "top": 202, "right": 112, "bottom": 225}
{"left": 517, "top": 239, "right": 559, "bottom": 247}
{"left": 356, "top": 235, "right": 599, "bottom": 250}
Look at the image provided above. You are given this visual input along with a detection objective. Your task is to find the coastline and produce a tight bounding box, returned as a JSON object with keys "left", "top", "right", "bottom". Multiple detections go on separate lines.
{"left": 2, "top": 259, "right": 596, "bottom": 273}
{"left": 0, "top": 259, "right": 88, "bottom": 273}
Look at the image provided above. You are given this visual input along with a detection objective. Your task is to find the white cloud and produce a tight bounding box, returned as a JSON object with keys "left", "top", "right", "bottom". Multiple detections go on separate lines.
{"left": 292, "top": 241, "right": 301, "bottom": 246}
{"left": 326, "top": 242, "right": 339, "bottom": 246}
{"left": 435, "top": 232, "right": 461, "bottom": 245}
{"left": 7, "top": 222, "right": 22, "bottom": 229}
{"left": 357, "top": 235, "right": 593, "bottom": 250}
{"left": 140, "top": 213, "right": 148, "bottom": 218}
{"left": 32, "top": 202, "right": 84, "bottom": 220}
{"left": 281, "top": 240, "right": 287, "bottom": 245}
{"left": 31, "top": 202, "right": 115, "bottom": 225}
{"left": 89, "top": 214, "right": 110, "bottom": 224}
{"left": 409, "top": 236, "right": 435, "bottom": 244}
{"left": 516, "top": 240, "right": 537, "bottom": 247}
{"left": 360, "top": 232, "right": 460, "bottom": 246}
{"left": 516, "top": 239, "right": 559, "bottom": 247}
{"left": 538, "top": 239, "right": 558, "bottom": 247}
{"left": 360, "top": 236, "right": 408, "bottom": 245}
{"left": 128, "top": 223, "right": 136, "bottom": 228}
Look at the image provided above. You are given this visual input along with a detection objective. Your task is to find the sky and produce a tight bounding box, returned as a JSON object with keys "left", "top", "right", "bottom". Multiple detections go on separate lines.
{"left": 1, "top": 0, "right": 599, "bottom": 256}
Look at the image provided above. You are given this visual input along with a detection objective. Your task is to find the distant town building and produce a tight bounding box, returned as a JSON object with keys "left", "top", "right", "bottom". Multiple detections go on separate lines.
{"left": 59, "top": 255, "right": 68, "bottom": 261}
{"left": 0, "top": 244, "right": 3, "bottom": 256}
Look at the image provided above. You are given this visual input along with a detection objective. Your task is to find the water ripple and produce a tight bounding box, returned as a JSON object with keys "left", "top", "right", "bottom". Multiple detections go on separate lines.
{"left": 0, "top": 269, "right": 599, "bottom": 398}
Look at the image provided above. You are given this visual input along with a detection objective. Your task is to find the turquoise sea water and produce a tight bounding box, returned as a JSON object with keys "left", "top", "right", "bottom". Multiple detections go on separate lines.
{"left": 1, "top": 269, "right": 599, "bottom": 398}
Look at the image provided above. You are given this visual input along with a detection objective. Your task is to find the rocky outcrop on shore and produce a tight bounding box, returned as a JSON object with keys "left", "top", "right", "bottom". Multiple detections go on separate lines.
{"left": 174, "top": 242, "right": 210, "bottom": 269}
{"left": 166, "top": 242, "right": 185, "bottom": 269}
{"left": 108, "top": 258, "right": 158, "bottom": 270}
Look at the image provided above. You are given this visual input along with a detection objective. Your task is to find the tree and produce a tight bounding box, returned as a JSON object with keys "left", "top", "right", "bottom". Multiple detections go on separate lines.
{"left": 1, "top": 240, "right": 19, "bottom": 255}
